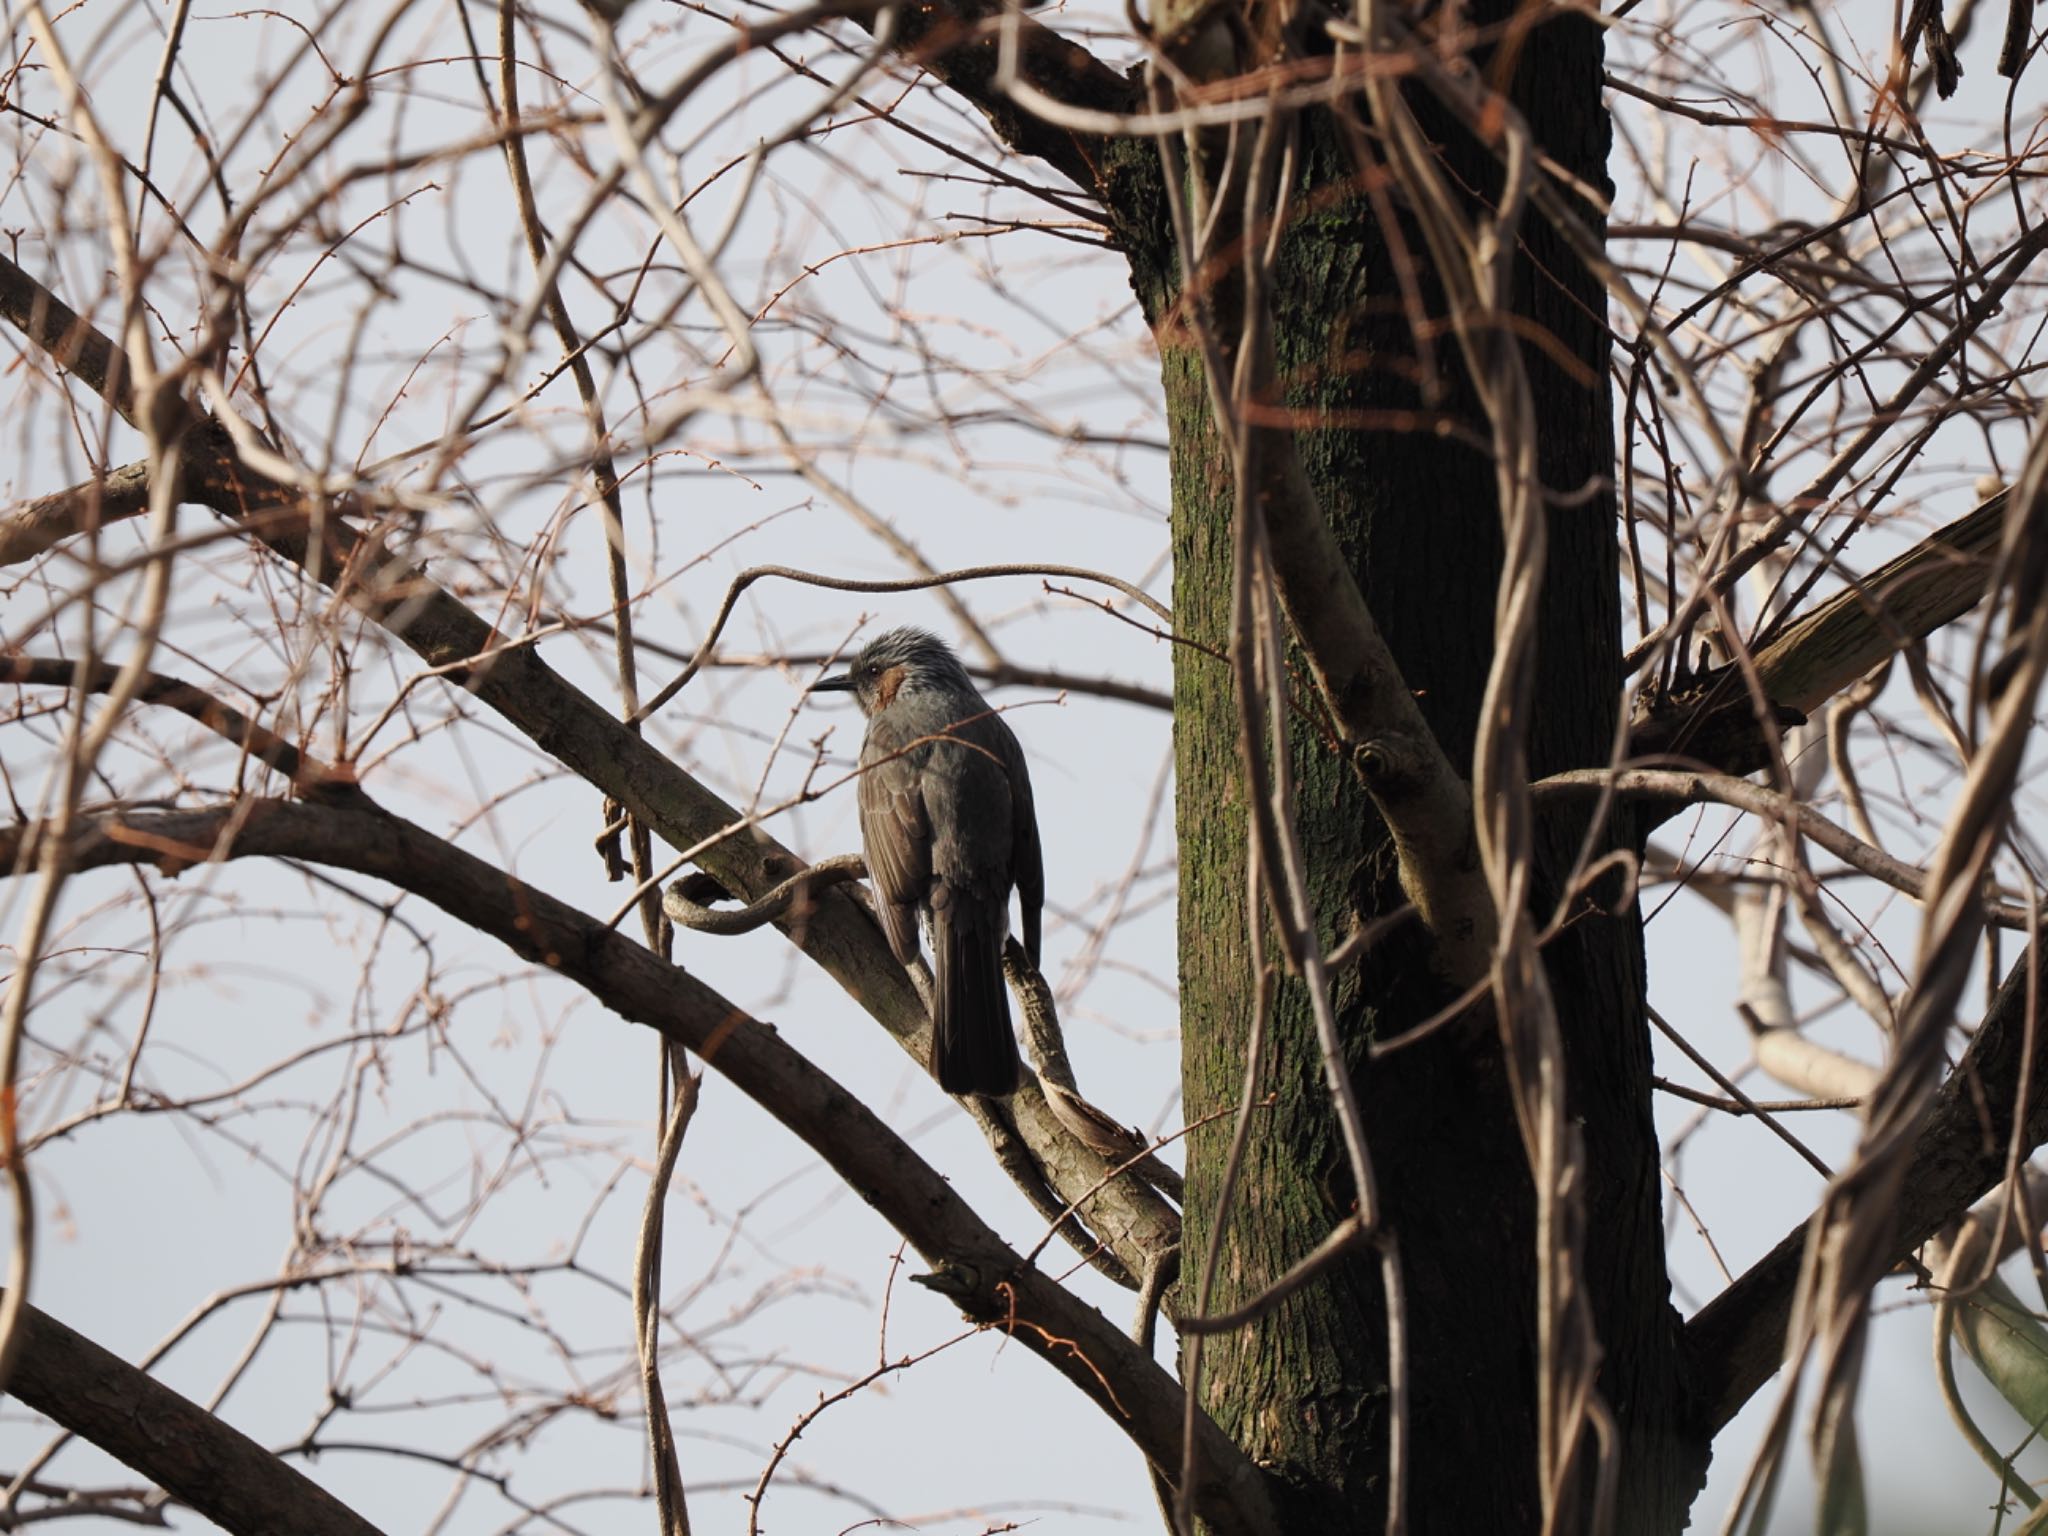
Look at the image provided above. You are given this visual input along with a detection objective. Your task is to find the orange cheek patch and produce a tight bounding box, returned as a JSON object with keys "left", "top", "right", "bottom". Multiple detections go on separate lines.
{"left": 875, "top": 664, "right": 907, "bottom": 709}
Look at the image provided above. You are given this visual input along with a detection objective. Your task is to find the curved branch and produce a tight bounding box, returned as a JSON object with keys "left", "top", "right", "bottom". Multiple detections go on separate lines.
{"left": 612, "top": 636, "right": 1173, "bottom": 712}
{"left": 662, "top": 854, "right": 867, "bottom": 935}
{"left": 0, "top": 798, "right": 1279, "bottom": 1536}
{"left": 0, "top": 1287, "right": 387, "bottom": 1536}
{"left": 634, "top": 560, "right": 1171, "bottom": 724}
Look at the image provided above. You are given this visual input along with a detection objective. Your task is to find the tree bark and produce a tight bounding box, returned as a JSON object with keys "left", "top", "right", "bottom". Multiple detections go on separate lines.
{"left": 1111, "top": 13, "right": 1706, "bottom": 1529}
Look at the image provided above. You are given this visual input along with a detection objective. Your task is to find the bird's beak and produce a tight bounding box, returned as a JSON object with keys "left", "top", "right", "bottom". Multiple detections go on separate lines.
{"left": 808, "top": 670, "right": 855, "bottom": 695}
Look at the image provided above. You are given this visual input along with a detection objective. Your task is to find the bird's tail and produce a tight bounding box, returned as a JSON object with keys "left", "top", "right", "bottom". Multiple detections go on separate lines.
{"left": 931, "top": 896, "right": 1021, "bottom": 1096}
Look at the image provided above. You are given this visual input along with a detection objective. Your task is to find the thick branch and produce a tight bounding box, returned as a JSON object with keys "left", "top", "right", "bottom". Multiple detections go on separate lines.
{"left": 0, "top": 462, "right": 153, "bottom": 566}
{"left": 1753, "top": 491, "right": 2007, "bottom": 714}
{"left": 0, "top": 799, "right": 1278, "bottom": 1536}
{"left": 0, "top": 1287, "right": 386, "bottom": 1536}
{"left": 1685, "top": 945, "right": 2044, "bottom": 1431}
{"left": 874, "top": 2, "right": 1134, "bottom": 197}
{"left": 1630, "top": 492, "right": 2008, "bottom": 768}
{"left": 0, "top": 252, "right": 136, "bottom": 429}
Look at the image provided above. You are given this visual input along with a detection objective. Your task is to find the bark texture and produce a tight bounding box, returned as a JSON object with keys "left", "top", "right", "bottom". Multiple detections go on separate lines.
{"left": 1108, "top": 12, "right": 1706, "bottom": 1529}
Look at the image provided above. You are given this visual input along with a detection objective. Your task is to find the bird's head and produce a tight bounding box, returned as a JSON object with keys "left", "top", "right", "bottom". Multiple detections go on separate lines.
{"left": 808, "top": 627, "right": 973, "bottom": 717}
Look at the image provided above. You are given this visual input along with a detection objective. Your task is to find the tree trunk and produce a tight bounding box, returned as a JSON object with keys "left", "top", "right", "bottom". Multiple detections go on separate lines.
{"left": 1107, "top": 10, "right": 1709, "bottom": 1529}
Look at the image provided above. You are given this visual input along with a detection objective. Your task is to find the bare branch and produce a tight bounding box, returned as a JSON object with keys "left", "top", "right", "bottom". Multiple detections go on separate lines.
{"left": 0, "top": 252, "right": 137, "bottom": 429}
{"left": 1, "top": 655, "right": 360, "bottom": 799}
{"left": 0, "top": 462, "right": 154, "bottom": 567}
{"left": 662, "top": 854, "right": 869, "bottom": 936}
{"left": 0, "top": 380, "right": 1183, "bottom": 1295}
{"left": 0, "top": 1287, "right": 388, "bottom": 1536}
{"left": 0, "top": 797, "right": 1280, "bottom": 1536}
{"left": 1536, "top": 767, "right": 2038, "bottom": 928}
{"left": 1687, "top": 940, "right": 2047, "bottom": 1432}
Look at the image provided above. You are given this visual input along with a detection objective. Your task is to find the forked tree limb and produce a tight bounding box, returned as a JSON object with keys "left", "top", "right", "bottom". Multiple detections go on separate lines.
{"left": 0, "top": 656, "right": 359, "bottom": 797}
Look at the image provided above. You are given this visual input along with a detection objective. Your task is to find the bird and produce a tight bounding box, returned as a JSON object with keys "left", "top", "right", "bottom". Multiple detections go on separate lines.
{"left": 809, "top": 628, "right": 1043, "bottom": 1096}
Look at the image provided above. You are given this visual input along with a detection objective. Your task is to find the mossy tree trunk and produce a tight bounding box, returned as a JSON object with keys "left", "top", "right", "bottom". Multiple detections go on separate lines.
{"left": 1103, "top": 7, "right": 1710, "bottom": 1529}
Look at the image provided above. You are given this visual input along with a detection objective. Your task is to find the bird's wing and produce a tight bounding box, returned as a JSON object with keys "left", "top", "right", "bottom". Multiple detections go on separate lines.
{"left": 995, "top": 717, "right": 1044, "bottom": 967}
{"left": 857, "top": 714, "right": 931, "bottom": 964}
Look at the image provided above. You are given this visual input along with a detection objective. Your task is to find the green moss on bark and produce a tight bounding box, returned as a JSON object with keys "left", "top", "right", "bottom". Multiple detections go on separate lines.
{"left": 1112, "top": 12, "right": 1704, "bottom": 1531}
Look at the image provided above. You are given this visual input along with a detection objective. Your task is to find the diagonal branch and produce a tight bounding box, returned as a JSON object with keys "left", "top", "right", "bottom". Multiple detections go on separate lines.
{"left": 1685, "top": 941, "right": 2045, "bottom": 1433}
{"left": 0, "top": 258, "right": 1179, "bottom": 1299}
{"left": 1751, "top": 491, "right": 2008, "bottom": 715}
{"left": 1629, "top": 492, "right": 2009, "bottom": 770}
{"left": 0, "top": 797, "right": 1279, "bottom": 1536}
{"left": 868, "top": 0, "right": 1135, "bottom": 197}
{"left": 0, "top": 252, "right": 138, "bottom": 431}
{"left": 0, "top": 656, "right": 359, "bottom": 799}
{"left": 0, "top": 1287, "right": 387, "bottom": 1536}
